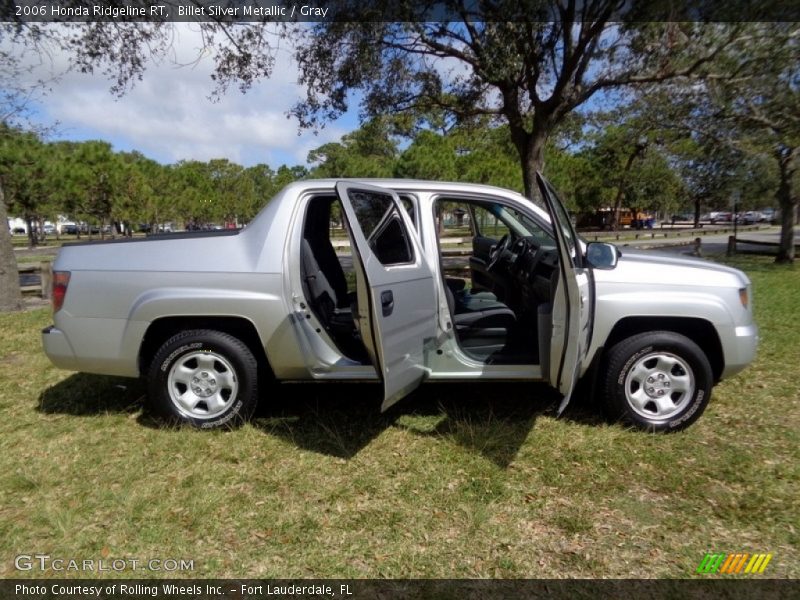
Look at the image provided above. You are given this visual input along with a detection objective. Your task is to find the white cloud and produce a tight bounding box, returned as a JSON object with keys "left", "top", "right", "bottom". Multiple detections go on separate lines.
{"left": 6, "top": 23, "right": 349, "bottom": 166}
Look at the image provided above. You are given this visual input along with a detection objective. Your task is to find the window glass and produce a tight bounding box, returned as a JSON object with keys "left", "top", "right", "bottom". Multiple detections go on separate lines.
{"left": 400, "top": 195, "right": 417, "bottom": 229}
{"left": 347, "top": 189, "right": 414, "bottom": 265}
{"left": 542, "top": 180, "right": 580, "bottom": 267}
{"left": 472, "top": 204, "right": 511, "bottom": 239}
{"left": 496, "top": 205, "right": 554, "bottom": 246}
{"left": 469, "top": 201, "right": 553, "bottom": 245}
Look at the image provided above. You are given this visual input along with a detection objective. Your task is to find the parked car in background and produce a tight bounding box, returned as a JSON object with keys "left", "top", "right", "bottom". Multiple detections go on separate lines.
{"left": 670, "top": 213, "right": 694, "bottom": 223}
{"left": 705, "top": 211, "right": 733, "bottom": 224}
{"left": 738, "top": 211, "right": 761, "bottom": 225}
{"left": 42, "top": 175, "right": 758, "bottom": 433}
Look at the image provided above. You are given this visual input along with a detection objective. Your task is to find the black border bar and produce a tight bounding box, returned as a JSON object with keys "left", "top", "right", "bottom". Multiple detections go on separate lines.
{"left": 3, "top": 579, "right": 799, "bottom": 600}
{"left": 4, "top": 0, "right": 800, "bottom": 23}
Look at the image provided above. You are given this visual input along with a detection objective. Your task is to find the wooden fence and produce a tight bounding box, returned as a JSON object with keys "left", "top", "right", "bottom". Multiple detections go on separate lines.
{"left": 18, "top": 262, "right": 52, "bottom": 299}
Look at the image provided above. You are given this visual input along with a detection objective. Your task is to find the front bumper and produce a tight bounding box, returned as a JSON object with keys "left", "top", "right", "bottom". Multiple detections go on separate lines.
{"left": 720, "top": 323, "right": 759, "bottom": 379}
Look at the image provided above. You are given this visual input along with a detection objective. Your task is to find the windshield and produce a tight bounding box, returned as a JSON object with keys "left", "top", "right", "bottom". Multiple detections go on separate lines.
{"left": 489, "top": 203, "right": 554, "bottom": 247}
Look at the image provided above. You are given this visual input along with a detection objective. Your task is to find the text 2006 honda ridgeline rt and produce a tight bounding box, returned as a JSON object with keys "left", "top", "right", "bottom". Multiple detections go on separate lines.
{"left": 43, "top": 175, "right": 758, "bottom": 431}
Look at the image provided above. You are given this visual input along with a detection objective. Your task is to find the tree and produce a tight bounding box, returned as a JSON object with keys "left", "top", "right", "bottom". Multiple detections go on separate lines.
{"left": 707, "top": 27, "right": 800, "bottom": 262}
{"left": 60, "top": 141, "right": 123, "bottom": 238}
{"left": 0, "top": 158, "right": 22, "bottom": 310}
{"left": 393, "top": 119, "right": 529, "bottom": 190}
{"left": 292, "top": 6, "right": 747, "bottom": 199}
{"left": 644, "top": 24, "right": 800, "bottom": 262}
{"left": 1, "top": 128, "right": 44, "bottom": 247}
{"left": 0, "top": 65, "right": 34, "bottom": 309}
{"left": 667, "top": 135, "right": 775, "bottom": 226}
{"left": 308, "top": 119, "right": 399, "bottom": 178}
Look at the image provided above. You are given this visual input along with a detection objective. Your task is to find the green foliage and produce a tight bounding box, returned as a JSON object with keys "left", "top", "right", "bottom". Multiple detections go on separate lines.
{"left": 309, "top": 118, "right": 398, "bottom": 178}
{"left": 292, "top": 19, "right": 750, "bottom": 197}
{"left": 541, "top": 122, "right": 685, "bottom": 215}
{"left": 0, "top": 127, "right": 308, "bottom": 231}
{"left": 395, "top": 124, "right": 523, "bottom": 192}
{"left": 395, "top": 130, "right": 457, "bottom": 181}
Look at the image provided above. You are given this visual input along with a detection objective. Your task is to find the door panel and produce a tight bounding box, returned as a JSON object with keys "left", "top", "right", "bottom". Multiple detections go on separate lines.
{"left": 536, "top": 174, "right": 593, "bottom": 415}
{"left": 336, "top": 181, "right": 438, "bottom": 411}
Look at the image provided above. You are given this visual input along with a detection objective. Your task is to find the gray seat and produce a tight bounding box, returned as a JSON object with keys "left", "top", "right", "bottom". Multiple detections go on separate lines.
{"left": 444, "top": 284, "right": 516, "bottom": 342}
{"left": 444, "top": 279, "right": 515, "bottom": 330}
{"left": 301, "top": 238, "right": 353, "bottom": 331}
{"left": 300, "top": 199, "right": 366, "bottom": 361}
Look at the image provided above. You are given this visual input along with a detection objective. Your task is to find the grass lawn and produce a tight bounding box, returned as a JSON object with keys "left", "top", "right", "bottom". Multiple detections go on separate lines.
{"left": 0, "top": 253, "right": 797, "bottom": 579}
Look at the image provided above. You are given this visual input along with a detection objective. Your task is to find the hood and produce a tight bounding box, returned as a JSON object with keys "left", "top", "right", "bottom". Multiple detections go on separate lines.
{"left": 596, "top": 247, "right": 750, "bottom": 289}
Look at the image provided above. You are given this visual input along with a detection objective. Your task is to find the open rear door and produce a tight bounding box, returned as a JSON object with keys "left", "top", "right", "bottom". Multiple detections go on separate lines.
{"left": 336, "top": 181, "right": 437, "bottom": 411}
{"left": 536, "top": 173, "right": 593, "bottom": 415}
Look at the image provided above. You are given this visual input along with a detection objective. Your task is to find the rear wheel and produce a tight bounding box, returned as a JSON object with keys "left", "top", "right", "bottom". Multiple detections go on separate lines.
{"left": 147, "top": 329, "right": 259, "bottom": 428}
{"left": 602, "top": 331, "right": 713, "bottom": 432}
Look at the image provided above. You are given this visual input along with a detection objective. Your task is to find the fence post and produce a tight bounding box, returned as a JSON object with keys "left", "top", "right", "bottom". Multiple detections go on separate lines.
{"left": 40, "top": 261, "right": 53, "bottom": 299}
{"left": 726, "top": 235, "right": 736, "bottom": 257}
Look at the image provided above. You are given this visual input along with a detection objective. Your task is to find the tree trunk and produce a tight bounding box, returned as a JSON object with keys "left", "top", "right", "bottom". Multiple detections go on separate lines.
{"left": 0, "top": 182, "right": 23, "bottom": 312}
{"left": 774, "top": 158, "right": 796, "bottom": 263}
{"left": 25, "top": 214, "right": 37, "bottom": 249}
{"left": 611, "top": 144, "right": 646, "bottom": 231}
{"left": 509, "top": 124, "right": 546, "bottom": 202}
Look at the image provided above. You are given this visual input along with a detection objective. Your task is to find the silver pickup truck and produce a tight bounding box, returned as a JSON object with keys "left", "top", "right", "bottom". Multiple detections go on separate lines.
{"left": 42, "top": 175, "right": 758, "bottom": 431}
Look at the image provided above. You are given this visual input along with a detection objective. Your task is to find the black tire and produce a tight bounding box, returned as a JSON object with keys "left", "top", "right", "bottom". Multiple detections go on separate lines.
{"left": 147, "top": 329, "right": 259, "bottom": 428}
{"left": 601, "top": 331, "right": 713, "bottom": 432}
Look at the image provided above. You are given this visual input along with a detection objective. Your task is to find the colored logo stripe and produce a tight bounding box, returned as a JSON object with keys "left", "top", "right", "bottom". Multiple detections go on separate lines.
{"left": 746, "top": 553, "right": 772, "bottom": 574}
{"left": 697, "top": 553, "right": 726, "bottom": 573}
{"left": 697, "top": 553, "right": 772, "bottom": 574}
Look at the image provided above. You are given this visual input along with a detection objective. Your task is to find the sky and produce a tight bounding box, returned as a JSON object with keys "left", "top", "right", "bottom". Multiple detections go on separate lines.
{"left": 6, "top": 23, "right": 359, "bottom": 168}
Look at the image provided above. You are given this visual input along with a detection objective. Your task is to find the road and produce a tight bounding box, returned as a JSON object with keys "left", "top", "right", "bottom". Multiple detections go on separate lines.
{"left": 621, "top": 225, "right": 797, "bottom": 256}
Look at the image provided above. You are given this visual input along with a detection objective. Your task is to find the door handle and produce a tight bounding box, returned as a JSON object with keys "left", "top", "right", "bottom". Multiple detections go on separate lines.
{"left": 381, "top": 290, "right": 394, "bottom": 317}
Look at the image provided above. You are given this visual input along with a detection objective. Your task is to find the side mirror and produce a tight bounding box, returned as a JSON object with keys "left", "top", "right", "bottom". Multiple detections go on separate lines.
{"left": 586, "top": 242, "right": 619, "bottom": 269}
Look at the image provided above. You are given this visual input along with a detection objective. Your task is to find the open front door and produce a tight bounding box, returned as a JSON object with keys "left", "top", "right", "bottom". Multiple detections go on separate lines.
{"left": 336, "top": 181, "right": 437, "bottom": 411}
{"left": 536, "top": 173, "right": 593, "bottom": 415}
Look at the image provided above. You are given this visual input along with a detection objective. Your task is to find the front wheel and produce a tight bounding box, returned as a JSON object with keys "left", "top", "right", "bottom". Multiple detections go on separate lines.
{"left": 147, "top": 329, "right": 259, "bottom": 428}
{"left": 601, "top": 331, "right": 713, "bottom": 432}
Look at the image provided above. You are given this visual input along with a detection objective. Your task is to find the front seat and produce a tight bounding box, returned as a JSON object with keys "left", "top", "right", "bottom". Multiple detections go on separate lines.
{"left": 444, "top": 284, "right": 516, "bottom": 359}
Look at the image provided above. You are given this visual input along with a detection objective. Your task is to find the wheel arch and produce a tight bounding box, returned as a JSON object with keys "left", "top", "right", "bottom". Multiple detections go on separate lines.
{"left": 139, "top": 316, "right": 273, "bottom": 381}
{"left": 602, "top": 316, "right": 724, "bottom": 382}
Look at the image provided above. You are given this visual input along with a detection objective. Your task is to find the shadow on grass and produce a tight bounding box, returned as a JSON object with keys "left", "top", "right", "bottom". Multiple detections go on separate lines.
{"left": 37, "top": 373, "right": 145, "bottom": 416}
{"left": 38, "top": 374, "right": 603, "bottom": 466}
{"left": 252, "top": 380, "right": 603, "bottom": 466}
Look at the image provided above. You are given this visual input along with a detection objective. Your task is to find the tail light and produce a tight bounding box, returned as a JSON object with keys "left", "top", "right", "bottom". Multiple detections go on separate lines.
{"left": 52, "top": 271, "right": 71, "bottom": 313}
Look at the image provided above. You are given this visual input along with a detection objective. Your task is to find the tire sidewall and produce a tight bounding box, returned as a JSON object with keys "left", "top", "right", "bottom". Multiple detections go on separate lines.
{"left": 605, "top": 332, "right": 713, "bottom": 432}
{"left": 148, "top": 331, "right": 257, "bottom": 429}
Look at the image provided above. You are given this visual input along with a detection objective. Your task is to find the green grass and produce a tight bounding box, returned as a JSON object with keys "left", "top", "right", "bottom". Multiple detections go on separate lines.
{"left": 0, "top": 253, "right": 797, "bottom": 579}
{"left": 16, "top": 255, "right": 55, "bottom": 265}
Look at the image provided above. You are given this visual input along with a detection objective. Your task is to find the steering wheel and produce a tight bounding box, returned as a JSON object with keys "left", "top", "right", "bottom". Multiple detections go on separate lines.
{"left": 510, "top": 237, "right": 529, "bottom": 265}
{"left": 487, "top": 234, "right": 512, "bottom": 272}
